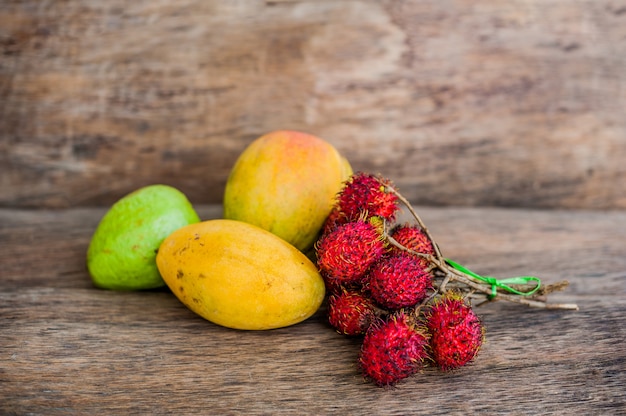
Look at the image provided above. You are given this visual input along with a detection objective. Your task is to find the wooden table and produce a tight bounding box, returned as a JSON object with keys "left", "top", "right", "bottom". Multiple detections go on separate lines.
{"left": 1, "top": 205, "right": 625, "bottom": 414}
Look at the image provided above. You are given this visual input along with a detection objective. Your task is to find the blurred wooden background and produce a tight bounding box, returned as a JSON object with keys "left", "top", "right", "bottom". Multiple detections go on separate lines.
{"left": 1, "top": 0, "right": 625, "bottom": 209}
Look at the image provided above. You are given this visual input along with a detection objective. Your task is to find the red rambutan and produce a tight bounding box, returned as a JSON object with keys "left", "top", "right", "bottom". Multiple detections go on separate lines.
{"left": 337, "top": 172, "right": 399, "bottom": 222}
{"left": 321, "top": 206, "right": 348, "bottom": 237}
{"left": 426, "top": 294, "right": 484, "bottom": 371}
{"left": 320, "top": 272, "right": 345, "bottom": 295}
{"left": 367, "top": 252, "right": 434, "bottom": 310}
{"left": 316, "top": 220, "right": 386, "bottom": 286}
{"left": 390, "top": 224, "right": 435, "bottom": 256}
{"left": 327, "top": 288, "right": 378, "bottom": 336}
{"left": 358, "top": 312, "right": 429, "bottom": 386}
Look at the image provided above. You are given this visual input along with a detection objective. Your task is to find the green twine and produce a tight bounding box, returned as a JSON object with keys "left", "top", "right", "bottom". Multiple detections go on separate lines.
{"left": 445, "top": 258, "right": 541, "bottom": 299}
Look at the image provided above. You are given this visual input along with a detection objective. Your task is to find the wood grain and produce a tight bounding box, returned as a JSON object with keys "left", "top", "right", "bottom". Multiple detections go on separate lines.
{"left": 1, "top": 1, "right": 625, "bottom": 209}
{"left": 1, "top": 205, "right": 625, "bottom": 414}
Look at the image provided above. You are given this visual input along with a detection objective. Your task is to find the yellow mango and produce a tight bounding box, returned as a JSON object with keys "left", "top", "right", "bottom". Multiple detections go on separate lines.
{"left": 156, "top": 219, "right": 325, "bottom": 330}
{"left": 223, "top": 130, "right": 352, "bottom": 252}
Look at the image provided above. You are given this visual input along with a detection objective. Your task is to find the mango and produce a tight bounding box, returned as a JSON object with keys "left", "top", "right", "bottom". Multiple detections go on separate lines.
{"left": 87, "top": 184, "right": 200, "bottom": 290}
{"left": 156, "top": 219, "right": 326, "bottom": 330}
{"left": 223, "top": 130, "right": 352, "bottom": 252}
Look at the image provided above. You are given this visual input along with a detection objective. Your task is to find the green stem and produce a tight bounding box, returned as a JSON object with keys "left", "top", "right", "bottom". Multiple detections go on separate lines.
{"left": 445, "top": 258, "right": 541, "bottom": 298}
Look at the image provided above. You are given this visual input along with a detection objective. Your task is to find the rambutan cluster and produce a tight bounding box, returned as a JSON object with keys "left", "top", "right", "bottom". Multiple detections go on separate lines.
{"left": 315, "top": 171, "right": 575, "bottom": 387}
{"left": 315, "top": 172, "right": 484, "bottom": 386}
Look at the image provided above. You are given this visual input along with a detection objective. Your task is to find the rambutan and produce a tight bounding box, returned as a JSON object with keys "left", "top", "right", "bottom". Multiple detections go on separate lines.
{"left": 367, "top": 252, "right": 434, "bottom": 310}
{"left": 321, "top": 206, "right": 347, "bottom": 237}
{"left": 358, "top": 312, "right": 429, "bottom": 386}
{"left": 316, "top": 219, "right": 386, "bottom": 286}
{"left": 320, "top": 272, "right": 345, "bottom": 295}
{"left": 426, "top": 293, "right": 484, "bottom": 371}
{"left": 327, "top": 288, "right": 378, "bottom": 336}
{"left": 337, "top": 172, "right": 399, "bottom": 222}
{"left": 390, "top": 224, "right": 435, "bottom": 256}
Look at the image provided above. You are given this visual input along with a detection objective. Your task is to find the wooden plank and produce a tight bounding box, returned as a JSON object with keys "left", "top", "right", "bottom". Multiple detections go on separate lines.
{"left": 1, "top": 1, "right": 626, "bottom": 209}
{"left": 1, "top": 206, "right": 625, "bottom": 414}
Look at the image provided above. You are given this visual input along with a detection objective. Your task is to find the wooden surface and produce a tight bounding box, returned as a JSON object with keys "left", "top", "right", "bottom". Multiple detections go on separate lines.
{"left": 2, "top": 0, "right": 626, "bottom": 209}
{"left": 1, "top": 205, "right": 625, "bottom": 415}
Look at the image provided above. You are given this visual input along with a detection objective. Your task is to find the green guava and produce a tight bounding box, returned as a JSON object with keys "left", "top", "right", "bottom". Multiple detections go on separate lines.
{"left": 87, "top": 184, "right": 200, "bottom": 290}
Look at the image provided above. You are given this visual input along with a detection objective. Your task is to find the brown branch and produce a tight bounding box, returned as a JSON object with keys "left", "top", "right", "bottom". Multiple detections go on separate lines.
{"left": 388, "top": 186, "right": 444, "bottom": 262}
{"left": 381, "top": 195, "right": 579, "bottom": 311}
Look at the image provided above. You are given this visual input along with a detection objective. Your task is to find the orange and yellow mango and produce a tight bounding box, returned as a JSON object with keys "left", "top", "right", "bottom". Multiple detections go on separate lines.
{"left": 223, "top": 130, "right": 352, "bottom": 252}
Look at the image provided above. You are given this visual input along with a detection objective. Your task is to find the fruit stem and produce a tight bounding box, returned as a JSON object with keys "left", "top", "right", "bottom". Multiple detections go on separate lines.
{"left": 441, "top": 265, "right": 579, "bottom": 310}
{"left": 388, "top": 187, "right": 444, "bottom": 261}
{"left": 381, "top": 191, "right": 579, "bottom": 311}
